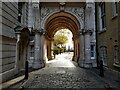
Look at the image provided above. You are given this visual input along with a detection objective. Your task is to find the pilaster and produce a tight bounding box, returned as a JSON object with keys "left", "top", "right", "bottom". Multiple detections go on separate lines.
{"left": 32, "top": 29, "right": 45, "bottom": 69}
{"left": 32, "top": 30, "right": 41, "bottom": 69}
{"left": 78, "top": 29, "right": 93, "bottom": 68}
{"left": 84, "top": 30, "right": 92, "bottom": 68}
{"left": 78, "top": 30, "right": 85, "bottom": 67}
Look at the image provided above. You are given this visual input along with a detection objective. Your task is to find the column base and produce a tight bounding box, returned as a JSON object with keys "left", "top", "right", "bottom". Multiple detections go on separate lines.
{"left": 48, "top": 56, "right": 54, "bottom": 60}
{"left": 83, "top": 63, "right": 92, "bottom": 68}
{"left": 91, "top": 60, "right": 97, "bottom": 67}
{"left": 32, "top": 61, "right": 42, "bottom": 69}
{"left": 78, "top": 59, "right": 84, "bottom": 67}
{"left": 78, "top": 63, "right": 84, "bottom": 67}
{"left": 40, "top": 59, "right": 45, "bottom": 68}
{"left": 78, "top": 59, "right": 92, "bottom": 68}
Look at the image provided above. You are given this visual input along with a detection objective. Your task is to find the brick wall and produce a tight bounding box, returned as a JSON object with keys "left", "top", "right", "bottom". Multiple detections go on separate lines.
{"left": 97, "top": 2, "right": 120, "bottom": 71}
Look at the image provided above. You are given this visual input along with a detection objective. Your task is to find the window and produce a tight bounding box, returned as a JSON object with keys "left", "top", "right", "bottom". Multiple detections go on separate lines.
{"left": 91, "top": 45, "right": 96, "bottom": 59}
{"left": 100, "top": 46, "right": 107, "bottom": 66}
{"left": 30, "top": 46, "right": 34, "bottom": 57}
{"left": 18, "top": 2, "right": 23, "bottom": 22}
{"left": 112, "top": 0, "right": 118, "bottom": 17}
{"left": 113, "top": 46, "right": 120, "bottom": 67}
{"left": 18, "top": 2, "right": 25, "bottom": 23}
{"left": 99, "top": 2, "right": 106, "bottom": 31}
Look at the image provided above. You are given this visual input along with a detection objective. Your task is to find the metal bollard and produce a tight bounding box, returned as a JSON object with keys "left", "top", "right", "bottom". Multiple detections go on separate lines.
{"left": 100, "top": 60, "right": 104, "bottom": 77}
{"left": 25, "top": 61, "right": 29, "bottom": 79}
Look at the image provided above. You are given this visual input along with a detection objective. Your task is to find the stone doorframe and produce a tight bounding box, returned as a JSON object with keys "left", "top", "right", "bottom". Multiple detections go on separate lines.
{"left": 14, "top": 25, "right": 30, "bottom": 70}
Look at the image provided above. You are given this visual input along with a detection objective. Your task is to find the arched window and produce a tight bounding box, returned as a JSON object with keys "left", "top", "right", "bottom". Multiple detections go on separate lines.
{"left": 18, "top": 2, "right": 25, "bottom": 23}
{"left": 112, "top": 0, "right": 118, "bottom": 17}
{"left": 91, "top": 45, "right": 96, "bottom": 59}
{"left": 100, "top": 46, "right": 107, "bottom": 66}
{"left": 99, "top": 2, "right": 106, "bottom": 32}
{"left": 113, "top": 45, "right": 120, "bottom": 67}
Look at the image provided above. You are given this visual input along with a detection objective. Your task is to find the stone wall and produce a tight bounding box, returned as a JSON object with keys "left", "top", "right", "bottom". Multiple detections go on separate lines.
{"left": 0, "top": 1, "right": 29, "bottom": 82}
{"left": 0, "top": 2, "right": 18, "bottom": 83}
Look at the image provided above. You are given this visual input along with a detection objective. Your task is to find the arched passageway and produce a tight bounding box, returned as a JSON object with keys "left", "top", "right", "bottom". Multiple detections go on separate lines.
{"left": 32, "top": 3, "right": 97, "bottom": 69}
{"left": 44, "top": 12, "right": 80, "bottom": 63}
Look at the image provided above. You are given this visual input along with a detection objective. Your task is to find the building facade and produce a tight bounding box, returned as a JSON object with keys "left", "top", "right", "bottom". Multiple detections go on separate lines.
{"left": 0, "top": 1, "right": 97, "bottom": 82}
{"left": 96, "top": 1, "right": 120, "bottom": 71}
{"left": 0, "top": 1, "right": 30, "bottom": 82}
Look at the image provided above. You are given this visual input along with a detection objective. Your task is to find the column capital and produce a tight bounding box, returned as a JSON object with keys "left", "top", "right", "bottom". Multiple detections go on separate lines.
{"left": 34, "top": 29, "right": 46, "bottom": 35}
{"left": 39, "top": 28, "right": 45, "bottom": 35}
{"left": 34, "top": 29, "right": 39, "bottom": 33}
{"left": 84, "top": 29, "right": 93, "bottom": 35}
{"left": 78, "top": 29, "right": 85, "bottom": 35}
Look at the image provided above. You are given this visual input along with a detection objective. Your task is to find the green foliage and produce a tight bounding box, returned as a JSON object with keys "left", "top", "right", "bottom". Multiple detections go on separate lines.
{"left": 53, "top": 29, "right": 72, "bottom": 55}
{"left": 53, "top": 46, "right": 66, "bottom": 55}
{"left": 54, "top": 34, "right": 68, "bottom": 47}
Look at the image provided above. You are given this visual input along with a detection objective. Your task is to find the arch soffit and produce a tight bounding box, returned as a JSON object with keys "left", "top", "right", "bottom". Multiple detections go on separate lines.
{"left": 45, "top": 12, "right": 81, "bottom": 38}
{"left": 42, "top": 10, "right": 84, "bottom": 30}
{"left": 46, "top": 17, "right": 78, "bottom": 37}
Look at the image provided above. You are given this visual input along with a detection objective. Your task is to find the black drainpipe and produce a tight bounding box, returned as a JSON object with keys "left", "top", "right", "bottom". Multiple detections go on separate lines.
{"left": 95, "top": 2, "right": 99, "bottom": 68}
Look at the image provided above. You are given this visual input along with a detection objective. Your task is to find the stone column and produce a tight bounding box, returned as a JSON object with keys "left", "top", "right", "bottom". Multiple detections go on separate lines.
{"left": 78, "top": 31, "right": 85, "bottom": 67}
{"left": 83, "top": 2, "right": 95, "bottom": 68}
{"left": 51, "top": 40, "right": 54, "bottom": 58}
{"left": 84, "top": 30, "right": 92, "bottom": 68}
{"left": 75, "top": 39, "right": 78, "bottom": 62}
{"left": 72, "top": 38, "right": 76, "bottom": 61}
{"left": 49, "top": 39, "right": 54, "bottom": 60}
{"left": 33, "top": 31, "right": 41, "bottom": 69}
{"left": 40, "top": 33, "right": 45, "bottom": 67}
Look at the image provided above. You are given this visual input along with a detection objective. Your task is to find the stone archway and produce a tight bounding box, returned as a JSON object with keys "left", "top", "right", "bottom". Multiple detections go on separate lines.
{"left": 32, "top": 2, "right": 97, "bottom": 69}
{"left": 44, "top": 12, "right": 80, "bottom": 63}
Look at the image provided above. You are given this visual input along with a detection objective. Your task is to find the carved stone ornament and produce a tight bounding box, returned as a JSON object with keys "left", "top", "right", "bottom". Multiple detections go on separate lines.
{"left": 41, "top": 7, "right": 59, "bottom": 19}
{"left": 59, "top": 2, "right": 65, "bottom": 11}
{"left": 40, "top": 6, "right": 85, "bottom": 29}
{"left": 65, "top": 7, "right": 84, "bottom": 21}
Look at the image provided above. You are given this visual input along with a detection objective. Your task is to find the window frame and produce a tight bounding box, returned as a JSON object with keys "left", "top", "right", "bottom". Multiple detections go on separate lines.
{"left": 113, "top": 46, "right": 120, "bottom": 67}
{"left": 112, "top": 0, "right": 118, "bottom": 18}
{"left": 91, "top": 45, "right": 96, "bottom": 59}
{"left": 100, "top": 46, "right": 107, "bottom": 66}
{"left": 99, "top": 2, "right": 106, "bottom": 32}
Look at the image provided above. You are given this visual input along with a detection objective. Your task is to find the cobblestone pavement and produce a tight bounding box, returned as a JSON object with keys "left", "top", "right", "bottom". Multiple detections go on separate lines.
{"left": 19, "top": 52, "right": 119, "bottom": 89}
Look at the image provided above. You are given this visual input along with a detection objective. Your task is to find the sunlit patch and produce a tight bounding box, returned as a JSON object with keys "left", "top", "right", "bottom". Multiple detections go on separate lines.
{"left": 46, "top": 52, "right": 76, "bottom": 68}
{"left": 54, "top": 28, "right": 73, "bottom": 51}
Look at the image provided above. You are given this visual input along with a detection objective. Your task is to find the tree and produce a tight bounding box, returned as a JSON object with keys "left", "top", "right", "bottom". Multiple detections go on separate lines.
{"left": 54, "top": 34, "right": 68, "bottom": 47}
{"left": 53, "top": 29, "right": 72, "bottom": 55}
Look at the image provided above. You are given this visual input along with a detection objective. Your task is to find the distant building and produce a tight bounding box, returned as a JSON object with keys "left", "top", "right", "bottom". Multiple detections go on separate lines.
{"left": 96, "top": 2, "right": 120, "bottom": 71}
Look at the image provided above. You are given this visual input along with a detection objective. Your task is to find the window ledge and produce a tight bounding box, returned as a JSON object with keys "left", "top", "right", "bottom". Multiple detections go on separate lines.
{"left": 91, "top": 58, "right": 96, "bottom": 60}
{"left": 98, "top": 28, "right": 106, "bottom": 34}
{"left": 113, "top": 63, "right": 120, "bottom": 68}
{"left": 112, "top": 14, "right": 118, "bottom": 20}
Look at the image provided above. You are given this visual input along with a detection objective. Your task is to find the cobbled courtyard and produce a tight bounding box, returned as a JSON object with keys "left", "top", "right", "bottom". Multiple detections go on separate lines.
{"left": 17, "top": 52, "right": 119, "bottom": 89}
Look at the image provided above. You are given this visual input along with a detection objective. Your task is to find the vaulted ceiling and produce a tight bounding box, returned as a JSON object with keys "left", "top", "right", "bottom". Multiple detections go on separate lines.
{"left": 45, "top": 12, "right": 80, "bottom": 39}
